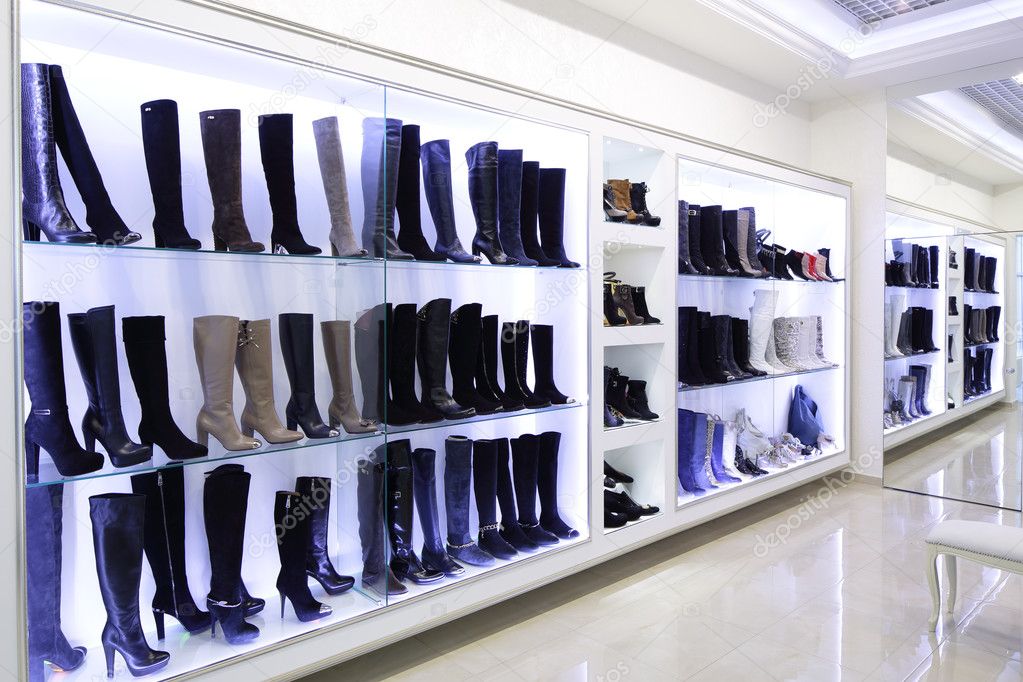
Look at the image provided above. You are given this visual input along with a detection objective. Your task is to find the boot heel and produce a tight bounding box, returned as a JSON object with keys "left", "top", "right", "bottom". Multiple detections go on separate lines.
{"left": 25, "top": 440, "right": 39, "bottom": 482}
{"left": 83, "top": 430, "right": 96, "bottom": 451}
{"left": 103, "top": 643, "right": 115, "bottom": 678}
{"left": 209, "top": 612, "right": 218, "bottom": 639}
{"left": 213, "top": 234, "right": 227, "bottom": 252}
{"left": 286, "top": 416, "right": 298, "bottom": 431}
{"left": 154, "top": 609, "right": 165, "bottom": 640}
{"left": 22, "top": 218, "right": 41, "bottom": 242}
{"left": 241, "top": 424, "right": 254, "bottom": 437}
{"left": 196, "top": 426, "right": 210, "bottom": 448}
{"left": 280, "top": 592, "right": 286, "bottom": 619}
{"left": 330, "top": 242, "right": 339, "bottom": 257}
{"left": 272, "top": 242, "right": 288, "bottom": 255}
{"left": 154, "top": 232, "right": 165, "bottom": 248}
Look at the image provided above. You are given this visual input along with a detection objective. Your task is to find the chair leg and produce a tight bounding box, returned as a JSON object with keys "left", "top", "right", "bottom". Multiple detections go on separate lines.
{"left": 944, "top": 553, "right": 957, "bottom": 616}
{"left": 927, "top": 547, "right": 941, "bottom": 632}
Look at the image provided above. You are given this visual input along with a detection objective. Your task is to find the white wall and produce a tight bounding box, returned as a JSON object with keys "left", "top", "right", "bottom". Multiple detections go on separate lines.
{"left": 887, "top": 142, "right": 998, "bottom": 226}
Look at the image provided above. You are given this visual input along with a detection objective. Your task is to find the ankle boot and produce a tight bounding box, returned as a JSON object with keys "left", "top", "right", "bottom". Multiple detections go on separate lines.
{"left": 27, "top": 485, "right": 87, "bottom": 678}
{"left": 539, "top": 168, "right": 579, "bottom": 267}
{"left": 626, "top": 380, "right": 658, "bottom": 420}
{"left": 387, "top": 440, "right": 444, "bottom": 584}
{"left": 785, "top": 250, "right": 809, "bottom": 280}
{"left": 610, "top": 282, "right": 645, "bottom": 325}
{"left": 495, "top": 438, "right": 538, "bottom": 551}
{"left": 357, "top": 445, "right": 408, "bottom": 595}
{"left": 700, "top": 206, "right": 738, "bottom": 276}
{"left": 444, "top": 436, "right": 495, "bottom": 565}
{"left": 311, "top": 116, "right": 367, "bottom": 257}
{"left": 474, "top": 439, "right": 518, "bottom": 559}
{"left": 48, "top": 65, "right": 140, "bottom": 245}
{"left": 603, "top": 183, "right": 628, "bottom": 222}
{"left": 632, "top": 287, "right": 660, "bottom": 324}
{"left": 140, "top": 100, "right": 201, "bottom": 249}
{"left": 275, "top": 491, "right": 332, "bottom": 621}
{"left": 20, "top": 65, "right": 95, "bottom": 244}
{"left": 511, "top": 434, "right": 559, "bottom": 545}
{"left": 387, "top": 303, "right": 440, "bottom": 424}
{"left": 279, "top": 313, "right": 338, "bottom": 438}
{"left": 199, "top": 109, "right": 264, "bottom": 252}
{"left": 449, "top": 304, "right": 503, "bottom": 415}
{"left": 354, "top": 305, "right": 386, "bottom": 423}
{"left": 466, "top": 141, "right": 515, "bottom": 264}
{"left": 676, "top": 410, "right": 705, "bottom": 495}
{"left": 417, "top": 299, "right": 475, "bottom": 419}
{"left": 193, "top": 315, "right": 261, "bottom": 451}
{"left": 91, "top": 494, "right": 170, "bottom": 678}
{"left": 477, "top": 314, "right": 521, "bottom": 411}
{"left": 123, "top": 316, "right": 207, "bottom": 461}
{"left": 603, "top": 281, "right": 627, "bottom": 326}
{"left": 502, "top": 321, "right": 550, "bottom": 409}
{"left": 203, "top": 465, "right": 261, "bottom": 642}
{"left": 68, "top": 306, "right": 152, "bottom": 467}
{"left": 420, "top": 139, "right": 479, "bottom": 263}
{"left": 683, "top": 203, "right": 714, "bottom": 275}
{"left": 394, "top": 124, "right": 445, "bottom": 261}
{"left": 605, "top": 367, "right": 643, "bottom": 419}
{"left": 321, "top": 321, "right": 377, "bottom": 433}
{"left": 257, "top": 114, "right": 320, "bottom": 255}
{"left": 130, "top": 468, "right": 211, "bottom": 638}
{"left": 607, "top": 179, "right": 641, "bottom": 224}
{"left": 521, "top": 161, "right": 561, "bottom": 266}
{"left": 530, "top": 323, "right": 574, "bottom": 404}
{"left": 361, "top": 117, "right": 413, "bottom": 260}
{"left": 236, "top": 319, "right": 303, "bottom": 443}
{"left": 677, "top": 201, "right": 699, "bottom": 274}
{"left": 295, "top": 477, "right": 355, "bottom": 595}
{"left": 630, "top": 182, "right": 661, "bottom": 226}
{"left": 498, "top": 149, "right": 538, "bottom": 265}
{"left": 411, "top": 447, "right": 465, "bottom": 576}
{"left": 22, "top": 302, "right": 104, "bottom": 481}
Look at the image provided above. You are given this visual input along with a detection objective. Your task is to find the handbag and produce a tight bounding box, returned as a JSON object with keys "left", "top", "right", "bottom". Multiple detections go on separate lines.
{"left": 787, "top": 384, "right": 824, "bottom": 450}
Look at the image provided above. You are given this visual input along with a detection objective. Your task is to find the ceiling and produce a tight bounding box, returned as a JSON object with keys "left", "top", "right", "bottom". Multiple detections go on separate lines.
{"left": 832, "top": 0, "right": 952, "bottom": 24}
{"left": 961, "top": 79, "right": 1023, "bottom": 137}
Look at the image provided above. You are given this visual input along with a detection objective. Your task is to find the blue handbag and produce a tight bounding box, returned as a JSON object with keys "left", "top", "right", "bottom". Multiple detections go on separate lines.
{"left": 788, "top": 385, "right": 823, "bottom": 449}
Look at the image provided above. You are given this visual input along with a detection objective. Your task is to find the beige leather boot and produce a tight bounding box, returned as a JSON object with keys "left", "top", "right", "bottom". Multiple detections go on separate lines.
{"left": 236, "top": 319, "right": 303, "bottom": 444}
{"left": 193, "top": 315, "right": 261, "bottom": 451}
{"left": 321, "top": 320, "right": 377, "bottom": 434}
{"left": 607, "top": 179, "right": 640, "bottom": 223}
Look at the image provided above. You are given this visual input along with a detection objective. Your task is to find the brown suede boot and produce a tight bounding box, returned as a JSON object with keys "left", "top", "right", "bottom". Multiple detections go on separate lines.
{"left": 608, "top": 179, "right": 642, "bottom": 224}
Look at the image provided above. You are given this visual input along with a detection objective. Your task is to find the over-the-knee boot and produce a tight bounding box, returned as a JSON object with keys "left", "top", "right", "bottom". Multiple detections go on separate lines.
{"left": 444, "top": 436, "right": 495, "bottom": 565}
{"left": 275, "top": 491, "right": 332, "bottom": 622}
{"left": 279, "top": 313, "right": 338, "bottom": 438}
{"left": 68, "top": 306, "right": 152, "bottom": 467}
{"left": 501, "top": 321, "right": 550, "bottom": 408}
{"left": 140, "top": 99, "right": 201, "bottom": 249}
{"left": 389, "top": 303, "right": 439, "bottom": 424}
{"left": 420, "top": 139, "right": 478, "bottom": 263}
{"left": 49, "top": 65, "right": 140, "bottom": 245}
{"left": 536, "top": 431, "right": 579, "bottom": 539}
{"left": 20, "top": 64, "right": 95, "bottom": 243}
{"left": 449, "top": 303, "right": 502, "bottom": 415}
{"left": 510, "top": 434, "right": 559, "bottom": 545}
{"left": 198, "top": 109, "right": 264, "bottom": 252}
{"left": 412, "top": 447, "right": 464, "bottom": 576}
{"left": 295, "top": 476, "right": 355, "bottom": 595}
{"left": 538, "top": 168, "right": 579, "bottom": 267}
{"left": 236, "top": 319, "right": 303, "bottom": 443}
{"left": 360, "top": 117, "right": 412, "bottom": 259}
{"left": 203, "top": 465, "right": 260, "bottom": 643}
{"left": 478, "top": 314, "right": 522, "bottom": 411}
{"left": 676, "top": 409, "right": 705, "bottom": 495}
{"left": 520, "top": 161, "right": 560, "bottom": 266}
{"left": 357, "top": 445, "right": 407, "bottom": 595}
{"left": 417, "top": 299, "right": 475, "bottom": 419}
{"left": 123, "top": 316, "right": 207, "bottom": 460}
{"left": 353, "top": 305, "right": 386, "bottom": 423}
{"left": 530, "top": 323, "right": 574, "bottom": 404}
{"left": 130, "top": 467, "right": 211, "bottom": 637}
{"left": 27, "top": 484, "right": 86, "bottom": 680}
{"left": 498, "top": 149, "right": 537, "bottom": 265}
{"left": 90, "top": 493, "right": 170, "bottom": 677}
{"left": 387, "top": 440, "right": 443, "bottom": 583}
{"left": 321, "top": 321, "right": 377, "bottom": 433}
{"left": 466, "top": 141, "right": 515, "bottom": 264}
{"left": 495, "top": 438, "right": 537, "bottom": 551}
{"left": 257, "top": 113, "right": 320, "bottom": 255}
{"left": 22, "top": 301, "right": 103, "bottom": 480}
{"left": 395, "top": 124, "right": 444, "bottom": 261}
{"left": 193, "top": 315, "right": 261, "bottom": 451}
{"left": 312, "top": 116, "right": 367, "bottom": 257}
{"left": 474, "top": 438, "right": 518, "bottom": 559}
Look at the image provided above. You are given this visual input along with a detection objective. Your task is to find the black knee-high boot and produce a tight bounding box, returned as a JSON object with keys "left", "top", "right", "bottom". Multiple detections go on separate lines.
{"left": 275, "top": 491, "right": 332, "bottom": 622}
{"left": 417, "top": 299, "right": 475, "bottom": 419}
{"left": 510, "top": 434, "right": 559, "bottom": 546}
{"left": 295, "top": 476, "right": 355, "bottom": 595}
{"left": 258, "top": 113, "right": 321, "bottom": 255}
{"left": 387, "top": 440, "right": 443, "bottom": 584}
{"left": 396, "top": 124, "right": 444, "bottom": 261}
{"left": 495, "top": 438, "right": 537, "bottom": 551}
{"left": 357, "top": 444, "right": 408, "bottom": 595}
{"left": 474, "top": 438, "right": 518, "bottom": 559}
{"left": 449, "top": 303, "right": 502, "bottom": 415}
{"left": 279, "top": 313, "right": 337, "bottom": 438}
{"left": 140, "top": 99, "right": 201, "bottom": 249}
{"left": 537, "top": 431, "right": 579, "bottom": 539}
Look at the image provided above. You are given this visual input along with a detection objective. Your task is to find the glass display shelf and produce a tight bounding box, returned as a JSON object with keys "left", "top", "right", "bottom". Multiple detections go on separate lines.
{"left": 603, "top": 511, "right": 663, "bottom": 535}
{"left": 678, "top": 273, "right": 841, "bottom": 285}
{"left": 383, "top": 401, "right": 585, "bottom": 436}
{"left": 965, "top": 341, "right": 999, "bottom": 348}
{"left": 603, "top": 418, "right": 663, "bottom": 433}
{"left": 885, "top": 349, "right": 941, "bottom": 361}
{"left": 678, "top": 365, "right": 839, "bottom": 392}
{"left": 678, "top": 449, "right": 843, "bottom": 507}
{"left": 962, "top": 289, "right": 1000, "bottom": 295}
{"left": 884, "top": 284, "right": 940, "bottom": 291}
{"left": 964, "top": 392, "right": 997, "bottom": 404}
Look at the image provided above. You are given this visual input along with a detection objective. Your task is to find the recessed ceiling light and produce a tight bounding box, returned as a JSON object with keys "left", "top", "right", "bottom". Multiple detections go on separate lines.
{"left": 1014, "top": 73, "right": 1023, "bottom": 85}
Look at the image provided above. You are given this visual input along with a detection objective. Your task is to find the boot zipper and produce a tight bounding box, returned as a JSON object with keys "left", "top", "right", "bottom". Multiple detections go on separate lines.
{"left": 157, "top": 470, "right": 179, "bottom": 618}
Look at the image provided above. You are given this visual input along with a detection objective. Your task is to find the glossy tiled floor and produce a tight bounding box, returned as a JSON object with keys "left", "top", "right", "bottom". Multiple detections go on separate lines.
{"left": 303, "top": 475, "right": 1023, "bottom": 681}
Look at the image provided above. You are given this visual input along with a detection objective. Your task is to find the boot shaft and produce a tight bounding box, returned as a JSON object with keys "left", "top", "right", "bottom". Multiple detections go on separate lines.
{"left": 360, "top": 117, "right": 402, "bottom": 240}
{"left": 21, "top": 64, "right": 61, "bottom": 204}
{"left": 140, "top": 99, "right": 186, "bottom": 226}
{"left": 417, "top": 298, "right": 453, "bottom": 391}
{"left": 443, "top": 436, "right": 474, "bottom": 542}
{"left": 22, "top": 301, "right": 70, "bottom": 407}
{"left": 122, "top": 315, "right": 173, "bottom": 418}
{"left": 203, "top": 465, "right": 251, "bottom": 601}
{"left": 274, "top": 491, "right": 312, "bottom": 587}
{"left": 472, "top": 438, "right": 499, "bottom": 525}
{"left": 199, "top": 109, "right": 245, "bottom": 222}
{"left": 465, "top": 141, "right": 499, "bottom": 234}
{"left": 411, "top": 447, "right": 444, "bottom": 552}
{"left": 193, "top": 315, "right": 241, "bottom": 409}
{"left": 530, "top": 323, "right": 556, "bottom": 387}
{"left": 449, "top": 303, "right": 483, "bottom": 392}
{"left": 257, "top": 114, "right": 300, "bottom": 225}
{"left": 68, "top": 305, "right": 124, "bottom": 416}
{"left": 497, "top": 148, "right": 525, "bottom": 242}
{"left": 235, "top": 318, "right": 277, "bottom": 408}
{"left": 510, "top": 433, "right": 539, "bottom": 524}
{"left": 89, "top": 493, "right": 147, "bottom": 615}
{"left": 356, "top": 446, "right": 387, "bottom": 574}
{"left": 321, "top": 320, "right": 354, "bottom": 398}
{"left": 311, "top": 116, "right": 360, "bottom": 253}
{"left": 279, "top": 313, "right": 317, "bottom": 396}
{"left": 385, "top": 439, "right": 415, "bottom": 551}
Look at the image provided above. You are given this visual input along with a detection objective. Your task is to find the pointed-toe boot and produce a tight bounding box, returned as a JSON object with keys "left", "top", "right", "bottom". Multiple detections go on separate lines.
{"left": 236, "top": 319, "right": 303, "bottom": 443}
{"left": 412, "top": 447, "right": 465, "bottom": 576}
{"left": 258, "top": 114, "right": 321, "bottom": 255}
{"left": 312, "top": 116, "right": 367, "bottom": 257}
{"left": 140, "top": 99, "right": 202, "bottom": 249}
{"left": 467, "top": 141, "right": 516, "bottom": 264}
{"left": 396, "top": 124, "right": 445, "bottom": 261}
{"left": 279, "top": 313, "right": 338, "bottom": 438}
{"left": 296, "top": 476, "right": 355, "bottom": 595}
{"left": 199, "top": 109, "right": 264, "bottom": 252}
{"left": 361, "top": 117, "right": 413, "bottom": 259}
{"left": 275, "top": 492, "right": 332, "bottom": 622}
{"left": 193, "top": 315, "right": 261, "bottom": 451}
{"left": 420, "top": 139, "right": 479, "bottom": 263}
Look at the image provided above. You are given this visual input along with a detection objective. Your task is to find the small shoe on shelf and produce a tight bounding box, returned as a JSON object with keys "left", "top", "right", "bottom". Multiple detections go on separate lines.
{"left": 603, "top": 183, "right": 628, "bottom": 222}
{"left": 629, "top": 182, "right": 661, "bottom": 226}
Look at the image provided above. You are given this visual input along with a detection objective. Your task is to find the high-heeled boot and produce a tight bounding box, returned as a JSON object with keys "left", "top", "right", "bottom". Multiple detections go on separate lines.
{"left": 236, "top": 319, "right": 303, "bottom": 443}
{"left": 321, "top": 321, "right": 377, "bottom": 433}
{"left": 357, "top": 445, "right": 408, "bottom": 595}
{"left": 295, "top": 476, "right": 355, "bottom": 595}
{"left": 387, "top": 440, "right": 444, "bottom": 584}
{"left": 198, "top": 109, "right": 264, "bottom": 252}
{"left": 353, "top": 305, "right": 386, "bottom": 423}
{"left": 511, "top": 434, "right": 559, "bottom": 545}
{"left": 203, "top": 465, "right": 260, "bottom": 643}
{"left": 395, "top": 124, "right": 445, "bottom": 261}
{"left": 20, "top": 64, "right": 95, "bottom": 244}
{"left": 478, "top": 314, "right": 522, "bottom": 411}
{"left": 520, "top": 161, "right": 561, "bottom": 266}
{"left": 420, "top": 139, "right": 479, "bottom": 263}
{"left": 495, "top": 438, "right": 538, "bottom": 551}
{"left": 630, "top": 182, "right": 661, "bottom": 226}
{"left": 257, "top": 113, "right": 321, "bottom": 255}
{"left": 632, "top": 287, "right": 660, "bottom": 324}
{"left": 444, "top": 436, "right": 495, "bottom": 566}
{"left": 311, "top": 116, "right": 367, "bottom": 257}
{"left": 684, "top": 202, "right": 714, "bottom": 275}
{"left": 986, "top": 256, "right": 999, "bottom": 293}
{"left": 449, "top": 303, "right": 503, "bottom": 415}
{"left": 22, "top": 301, "right": 104, "bottom": 481}
{"left": 412, "top": 447, "right": 465, "bottom": 576}
{"left": 49, "top": 65, "right": 140, "bottom": 245}
{"left": 677, "top": 307, "right": 706, "bottom": 385}
{"left": 274, "top": 491, "right": 332, "bottom": 622}
{"left": 130, "top": 468, "right": 211, "bottom": 638}
{"left": 68, "top": 306, "right": 152, "bottom": 467}
{"left": 710, "top": 420, "right": 741, "bottom": 484}
{"left": 193, "top": 316, "right": 261, "bottom": 451}
{"left": 90, "top": 493, "right": 170, "bottom": 677}
{"left": 498, "top": 149, "right": 538, "bottom": 265}
{"left": 361, "top": 117, "right": 413, "bottom": 259}
{"left": 140, "top": 99, "right": 201, "bottom": 249}
{"left": 741, "top": 208, "right": 769, "bottom": 276}
{"left": 537, "top": 431, "right": 579, "bottom": 539}
{"left": 530, "top": 323, "right": 574, "bottom": 404}
{"left": 390, "top": 303, "right": 440, "bottom": 424}
{"left": 279, "top": 313, "right": 338, "bottom": 438}
{"left": 466, "top": 141, "right": 516, "bottom": 264}
{"left": 473, "top": 438, "right": 518, "bottom": 559}
{"left": 123, "top": 316, "right": 207, "bottom": 460}
{"left": 538, "top": 168, "right": 579, "bottom": 267}
{"left": 603, "top": 281, "right": 628, "bottom": 326}
{"left": 502, "top": 321, "right": 550, "bottom": 408}
{"left": 611, "top": 283, "right": 645, "bottom": 325}
{"left": 677, "top": 200, "right": 699, "bottom": 274}
{"left": 700, "top": 206, "right": 738, "bottom": 276}
{"left": 417, "top": 299, "right": 475, "bottom": 419}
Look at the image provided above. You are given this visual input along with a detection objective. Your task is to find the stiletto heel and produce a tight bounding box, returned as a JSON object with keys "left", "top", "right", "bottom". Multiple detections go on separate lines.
{"left": 209, "top": 613, "right": 217, "bottom": 639}
{"left": 330, "top": 243, "right": 339, "bottom": 257}
{"left": 104, "top": 643, "right": 115, "bottom": 678}
{"left": 154, "top": 610, "right": 165, "bottom": 640}
{"left": 280, "top": 593, "right": 286, "bottom": 619}
{"left": 25, "top": 440, "right": 39, "bottom": 482}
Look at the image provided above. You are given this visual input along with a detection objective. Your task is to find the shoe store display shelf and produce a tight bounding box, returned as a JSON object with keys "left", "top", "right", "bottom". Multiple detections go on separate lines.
{"left": 679, "top": 366, "right": 840, "bottom": 392}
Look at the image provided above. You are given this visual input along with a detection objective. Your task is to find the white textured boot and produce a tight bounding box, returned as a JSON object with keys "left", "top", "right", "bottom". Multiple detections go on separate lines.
{"left": 887, "top": 294, "right": 906, "bottom": 357}
{"left": 749, "top": 289, "right": 785, "bottom": 374}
